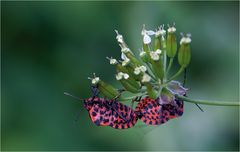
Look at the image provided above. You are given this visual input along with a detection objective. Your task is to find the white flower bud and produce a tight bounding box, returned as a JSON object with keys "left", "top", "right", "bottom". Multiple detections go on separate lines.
{"left": 116, "top": 72, "right": 123, "bottom": 80}
{"left": 92, "top": 77, "right": 100, "bottom": 85}
{"left": 155, "top": 49, "right": 162, "bottom": 55}
{"left": 134, "top": 67, "right": 141, "bottom": 75}
{"left": 139, "top": 66, "right": 147, "bottom": 72}
{"left": 156, "top": 25, "right": 166, "bottom": 37}
{"left": 139, "top": 51, "right": 146, "bottom": 57}
{"left": 110, "top": 58, "right": 117, "bottom": 65}
{"left": 121, "top": 47, "right": 130, "bottom": 53}
{"left": 141, "top": 73, "right": 151, "bottom": 83}
{"left": 122, "top": 57, "right": 130, "bottom": 66}
{"left": 143, "top": 34, "right": 151, "bottom": 44}
{"left": 141, "top": 25, "right": 155, "bottom": 44}
{"left": 123, "top": 73, "right": 129, "bottom": 79}
{"left": 116, "top": 72, "right": 129, "bottom": 80}
{"left": 167, "top": 26, "right": 176, "bottom": 33}
{"left": 115, "top": 30, "right": 124, "bottom": 43}
{"left": 150, "top": 51, "right": 160, "bottom": 61}
{"left": 180, "top": 36, "right": 191, "bottom": 45}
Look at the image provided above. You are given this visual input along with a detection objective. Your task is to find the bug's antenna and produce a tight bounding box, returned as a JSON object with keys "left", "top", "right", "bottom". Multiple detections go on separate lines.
{"left": 64, "top": 92, "right": 84, "bottom": 101}
{"left": 183, "top": 69, "right": 204, "bottom": 112}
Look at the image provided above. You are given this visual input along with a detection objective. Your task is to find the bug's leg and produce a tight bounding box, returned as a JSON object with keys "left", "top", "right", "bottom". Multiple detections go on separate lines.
{"left": 183, "top": 69, "right": 204, "bottom": 112}
{"left": 91, "top": 85, "right": 99, "bottom": 97}
{"left": 131, "top": 96, "right": 142, "bottom": 109}
{"left": 118, "top": 88, "right": 126, "bottom": 93}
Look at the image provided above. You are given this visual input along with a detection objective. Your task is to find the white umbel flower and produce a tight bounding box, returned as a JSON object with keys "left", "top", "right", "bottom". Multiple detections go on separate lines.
{"left": 134, "top": 67, "right": 141, "bottom": 75}
{"left": 168, "top": 26, "right": 176, "bottom": 33}
{"left": 116, "top": 73, "right": 123, "bottom": 80}
{"left": 141, "top": 24, "right": 155, "bottom": 44}
{"left": 115, "top": 30, "right": 124, "bottom": 43}
{"left": 180, "top": 36, "right": 191, "bottom": 45}
{"left": 139, "top": 66, "right": 147, "bottom": 72}
{"left": 116, "top": 72, "right": 129, "bottom": 80}
{"left": 141, "top": 73, "right": 151, "bottom": 83}
{"left": 121, "top": 47, "right": 130, "bottom": 53}
{"left": 109, "top": 58, "right": 117, "bottom": 65}
{"left": 134, "top": 66, "right": 147, "bottom": 75}
{"left": 139, "top": 51, "right": 146, "bottom": 57}
{"left": 123, "top": 73, "right": 129, "bottom": 79}
{"left": 122, "top": 57, "right": 130, "bottom": 66}
{"left": 150, "top": 51, "right": 160, "bottom": 61}
{"left": 155, "top": 25, "right": 166, "bottom": 37}
{"left": 91, "top": 77, "right": 100, "bottom": 85}
{"left": 155, "top": 49, "right": 162, "bottom": 55}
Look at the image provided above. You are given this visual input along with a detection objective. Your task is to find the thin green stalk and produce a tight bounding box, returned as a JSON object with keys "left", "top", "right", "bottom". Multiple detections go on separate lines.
{"left": 167, "top": 66, "right": 185, "bottom": 83}
{"left": 121, "top": 92, "right": 147, "bottom": 101}
{"left": 146, "top": 62, "right": 158, "bottom": 81}
{"left": 163, "top": 49, "right": 167, "bottom": 81}
{"left": 176, "top": 95, "right": 240, "bottom": 106}
{"left": 166, "top": 57, "right": 173, "bottom": 76}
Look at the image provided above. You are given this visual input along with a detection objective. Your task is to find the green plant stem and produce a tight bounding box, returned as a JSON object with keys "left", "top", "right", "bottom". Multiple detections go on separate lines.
{"left": 121, "top": 92, "right": 147, "bottom": 101}
{"left": 163, "top": 49, "right": 167, "bottom": 81}
{"left": 166, "top": 57, "right": 173, "bottom": 76}
{"left": 176, "top": 95, "right": 240, "bottom": 106}
{"left": 146, "top": 62, "right": 158, "bottom": 81}
{"left": 167, "top": 66, "right": 185, "bottom": 83}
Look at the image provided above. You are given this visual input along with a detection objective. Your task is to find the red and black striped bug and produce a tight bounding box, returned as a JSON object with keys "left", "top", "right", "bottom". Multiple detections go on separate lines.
{"left": 134, "top": 96, "right": 184, "bottom": 125}
{"left": 65, "top": 86, "right": 138, "bottom": 129}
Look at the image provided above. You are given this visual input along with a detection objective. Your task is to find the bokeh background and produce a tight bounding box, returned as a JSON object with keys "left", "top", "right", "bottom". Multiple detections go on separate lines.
{"left": 2, "top": 1, "right": 239, "bottom": 151}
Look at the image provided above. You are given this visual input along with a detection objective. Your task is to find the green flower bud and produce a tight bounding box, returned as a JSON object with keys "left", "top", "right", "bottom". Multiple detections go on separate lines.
{"left": 149, "top": 51, "right": 164, "bottom": 80}
{"left": 166, "top": 24, "right": 177, "bottom": 58}
{"left": 154, "top": 36, "right": 161, "bottom": 51}
{"left": 89, "top": 75, "right": 119, "bottom": 99}
{"left": 107, "top": 57, "right": 129, "bottom": 74}
{"left": 121, "top": 58, "right": 141, "bottom": 81}
{"left": 141, "top": 73, "right": 157, "bottom": 99}
{"left": 154, "top": 25, "right": 166, "bottom": 51}
{"left": 121, "top": 48, "right": 142, "bottom": 67}
{"left": 178, "top": 33, "right": 191, "bottom": 67}
{"left": 116, "top": 72, "right": 141, "bottom": 93}
{"left": 139, "top": 51, "right": 148, "bottom": 63}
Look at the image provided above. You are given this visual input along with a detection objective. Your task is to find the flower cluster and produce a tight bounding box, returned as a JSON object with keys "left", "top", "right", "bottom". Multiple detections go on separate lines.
{"left": 90, "top": 24, "right": 191, "bottom": 101}
{"left": 65, "top": 24, "right": 240, "bottom": 130}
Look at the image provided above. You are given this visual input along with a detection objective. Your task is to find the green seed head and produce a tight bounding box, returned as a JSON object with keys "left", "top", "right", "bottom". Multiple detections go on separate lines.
{"left": 178, "top": 33, "right": 191, "bottom": 67}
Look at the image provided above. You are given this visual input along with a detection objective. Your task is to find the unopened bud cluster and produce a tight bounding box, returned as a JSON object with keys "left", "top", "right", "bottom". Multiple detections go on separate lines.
{"left": 88, "top": 23, "right": 191, "bottom": 103}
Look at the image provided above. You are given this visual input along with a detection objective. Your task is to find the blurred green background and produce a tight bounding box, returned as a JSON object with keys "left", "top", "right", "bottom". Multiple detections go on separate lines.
{"left": 2, "top": 1, "right": 239, "bottom": 151}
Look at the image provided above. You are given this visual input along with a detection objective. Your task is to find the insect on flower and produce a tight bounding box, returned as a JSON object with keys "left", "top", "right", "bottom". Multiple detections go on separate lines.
{"left": 65, "top": 85, "right": 138, "bottom": 129}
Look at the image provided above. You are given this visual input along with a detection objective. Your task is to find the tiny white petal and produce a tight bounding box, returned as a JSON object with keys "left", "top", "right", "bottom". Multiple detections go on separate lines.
{"left": 143, "top": 34, "right": 151, "bottom": 44}
{"left": 140, "top": 66, "right": 147, "bottom": 72}
{"left": 121, "top": 53, "right": 127, "bottom": 60}
{"left": 146, "top": 30, "right": 155, "bottom": 35}
{"left": 92, "top": 77, "right": 100, "bottom": 84}
{"left": 110, "top": 58, "right": 117, "bottom": 65}
{"left": 150, "top": 51, "right": 160, "bottom": 61}
{"left": 123, "top": 73, "right": 129, "bottom": 79}
{"left": 134, "top": 67, "right": 141, "bottom": 75}
{"left": 156, "top": 49, "right": 162, "bottom": 54}
{"left": 116, "top": 72, "right": 123, "bottom": 80}
{"left": 122, "top": 57, "right": 130, "bottom": 66}
{"left": 139, "top": 51, "right": 146, "bottom": 57}
{"left": 141, "top": 73, "right": 151, "bottom": 83}
{"left": 156, "top": 29, "right": 166, "bottom": 36}
{"left": 168, "top": 27, "right": 176, "bottom": 33}
{"left": 121, "top": 47, "right": 130, "bottom": 53}
{"left": 180, "top": 37, "right": 191, "bottom": 45}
